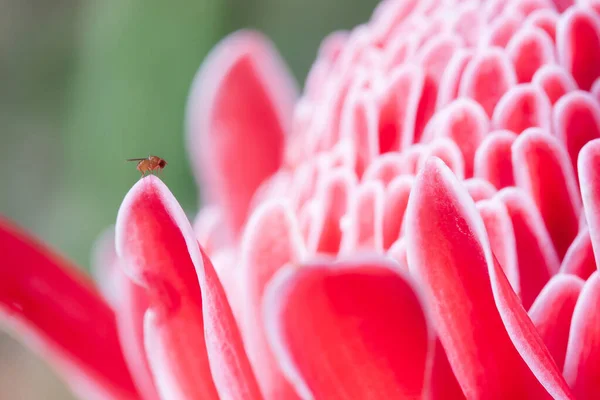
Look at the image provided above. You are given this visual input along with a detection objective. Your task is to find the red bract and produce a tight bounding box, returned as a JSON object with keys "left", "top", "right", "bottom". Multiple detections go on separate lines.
{"left": 3, "top": 0, "right": 600, "bottom": 399}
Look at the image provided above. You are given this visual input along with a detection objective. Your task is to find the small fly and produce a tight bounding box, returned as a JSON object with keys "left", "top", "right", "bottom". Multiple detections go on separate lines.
{"left": 127, "top": 155, "right": 168, "bottom": 177}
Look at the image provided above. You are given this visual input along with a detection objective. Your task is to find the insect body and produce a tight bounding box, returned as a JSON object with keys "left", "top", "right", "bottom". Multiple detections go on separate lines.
{"left": 127, "top": 155, "right": 168, "bottom": 177}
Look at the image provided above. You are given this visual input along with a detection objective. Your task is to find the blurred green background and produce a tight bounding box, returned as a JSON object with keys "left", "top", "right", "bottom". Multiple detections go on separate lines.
{"left": 0, "top": 0, "right": 379, "bottom": 398}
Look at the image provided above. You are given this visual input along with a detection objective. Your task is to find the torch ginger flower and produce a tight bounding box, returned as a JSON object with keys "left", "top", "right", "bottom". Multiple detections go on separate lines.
{"left": 3, "top": 0, "right": 600, "bottom": 398}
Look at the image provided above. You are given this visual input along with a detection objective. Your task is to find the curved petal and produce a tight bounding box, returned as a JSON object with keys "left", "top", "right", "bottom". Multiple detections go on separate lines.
{"left": 0, "top": 217, "right": 139, "bottom": 400}
{"left": 528, "top": 275, "right": 584, "bottom": 371}
{"left": 116, "top": 176, "right": 261, "bottom": 400}
{"left": 578, "top": 139, "right": 600, "bottom": 272}
{"left": 559, "top": 228, "right": 597, "bottom": 280}
{"left": 563, "top": 271, "right": 600, "bottom": 396}
{"left": 239, "top": 200, "right": 306, "bottom": 400}
{"left": 512, "top": 130, "right": 581, "bottom": 259}
{"left": 91, "top": 228, "right": 159, "bottom": 400}
{"left": 264, "top": 257, "right": 433, "bottom": 400}
{"left": 404, "top": 158, "right": 573, "bottom": 399}
{"left": 186, "top": 30, "right": 298, "bottom": 237}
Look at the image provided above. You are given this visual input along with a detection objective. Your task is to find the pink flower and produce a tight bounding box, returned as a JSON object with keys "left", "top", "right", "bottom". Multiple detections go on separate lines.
{"left": 3, "top": 0, "right": 600, "bottom": 398}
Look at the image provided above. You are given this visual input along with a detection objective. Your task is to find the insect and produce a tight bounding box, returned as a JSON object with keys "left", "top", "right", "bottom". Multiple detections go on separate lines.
{"left": 127, "top": 155, "right": 168, "bottom": 177}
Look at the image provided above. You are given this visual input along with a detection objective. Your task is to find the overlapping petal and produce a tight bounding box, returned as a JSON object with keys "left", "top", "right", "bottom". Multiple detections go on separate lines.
{"left": 0, "top": 217, "right": 139, "bottom": 400}
{"left": 264, "top": 257, "right": 433, "bottom": 400}
{"left": 116, "top": 176, "right": 261, "bottom": 400}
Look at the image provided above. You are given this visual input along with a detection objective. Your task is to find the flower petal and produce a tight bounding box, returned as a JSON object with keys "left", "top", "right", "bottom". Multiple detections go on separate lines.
{"left": 116, "top": 176, "right": 261, "bottom": 400}
{"left": 405, "top": 157, "right": 572, "bottom": 399}
{"left": 492, "top": 83, "right": 552, "bottom": 133}
{"left": 512, "top": 130, "right": 581, "bottom": 259}
{"left": 239, "top": 200, "right": 305, "bottom": 400}
{"left": 507, "top": 26, "right": 555, "bottom": 83}
{"left": 264, "top": 257, "right": 433, "bottom": 400}
{"left": 563, "top": 271, "right": 600, "bottom": 396}
{"left": 553, "top": 91, "right": 600, "bottom": 179}
{"left": 528, "top": 274, "right": 584, "bottom": 371}
{"left": 578, "top": 138, "right": 600, "bottom": 272}
{"left": 560, "top": 228, "right": 597, "bottom": 280}
{"left": 497, "top": 188, "right": 561, "bottom": 309}
{"left": 186, "top": 30, "right": 298, "bottom": 237}
{"left": 473, "top": 130, "right": 518, "bottom": 189}
{"left": 91, "top": 228, "right": 159, "bottom": 400}
{"left": 459, "top": 48, "right": 517, "bottom": 117}
{"left": 557, "top": 7, "right": 600, "bottom": 90}
{"left": 0, "top": 217, "right": 139, "bottom": 400}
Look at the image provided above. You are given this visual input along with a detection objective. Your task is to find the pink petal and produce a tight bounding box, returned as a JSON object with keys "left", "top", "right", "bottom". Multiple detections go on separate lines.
{"left": 512, "top": 130, "right": 582, "bottom": 259}
{"left": 186, "top": 30, "right": 297, "bottom": 237}
{"left": 363, "top": 153, "right": 411, "bottom": 186}
{"left": 436, "top": 49, "right": 473, "bottom": 110}
{"left": 376, "top": 65, "right": 425, "bottom": 152}
{"left": 418, "top": 138, "right": 466, "bottom": 180}
{"left": 239, "top": 200, "right": 305, "bottom": 400}
{"left": 473, "top": 130, "right": 518, "bottom": 189}
{"left": 528, "top": 274, "right": 584, "bottom": 370}
{"left": 264, "top": 257, "right": 433, "bottom": 399}
{"left": 525, "top": 9, "right": 559, "bottom": 41}
{"left": 405, "top": 158, "right": 572, "bottom": 398}
{"left": 339, "top": 90, "right": 378, "bottom": 177}
{"left": 116, "top": 176, "right": 261, "bottom": 400}
{"left": 429, "top": 340, "right": 465, "bottom": 400}
{"left": 492, "top": 83, "right": 552, "bottom": 133}
{"left": 465, "top": 178, "right": 497, "bottom": 202}
{"left": 383, "top": 176, "right": 413, "bottom": 250}
{"left": 485, "top": 12, "right": 522, "bottom": 47}
{"left": 498, "top": 188, "right": 561, "bottom": 309}
{"left": 563, "top": 271, "right": 600, "bottom": 397}
{"left": 560, "top": 228, "right": 598, "bottom": 280}
{"left": 308, "top": 169, "right": 357, "bottom": 254}
{"left": 506, "top": 27, "right": 555, "bottom": 83}
{"left": 477, "top": 198, "right": 520, "bottom": 296}
{"left": 553, "top": 91, "right": 600, "bottom": 178}
{"left": 91, "top": 228, "right": 159, "bottom": 400}
{"left": 0, "top": 217, "right": 139, "bottom": 400}
{"left": 557, "top": 7, "right": 600, "bottom": 90}
{"left": 422, "top": 99, "right": 489, "bottom": 177}
{"left": 579, "top": 139, "right": 600, "bottom": 271}
{"left": 532, "top": 64, "right": 578, "bottom": 104}
{"left": 458, "top": 48, "right": 517, "bottom": 117}
{"left": 341, "top": 181, "right": 385, "bottom": 252}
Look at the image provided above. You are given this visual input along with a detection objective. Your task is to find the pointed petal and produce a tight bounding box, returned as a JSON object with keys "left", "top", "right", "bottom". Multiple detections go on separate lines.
{"left": 186, "top": 30, "right": 298, "bottom": 237}
{"left": 498, "top": 188, "right": 561, "bottom": 309}
{"left": 578, "top": 139, "right": 600, "bottom": 272}
{"left": 528, "top": 274, "right": 584, "bottom": 371}
{"left": 239, "top": 200, "right": 305, "bottom": 400}
{"left": 116, "top": 176, "right": 261, "bottom": 400}
{"left": 563, "top": 271, "right": 600, "bottom": 396}
{"left": 512, "top": 130, "right": 581, "bottom": 259}
{"left": 0, "top": 217, "right": 139, "bottom": 400}
{"left": 264, "top": 258, "right": 433, "bottom": 400}
{"left": 405, "top": 158, "right": 572, "bottom": 399}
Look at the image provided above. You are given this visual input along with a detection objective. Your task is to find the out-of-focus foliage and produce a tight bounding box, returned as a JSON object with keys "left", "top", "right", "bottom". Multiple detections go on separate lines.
{"left": 0, "top": 0, "right": 378, "bottom": 396}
